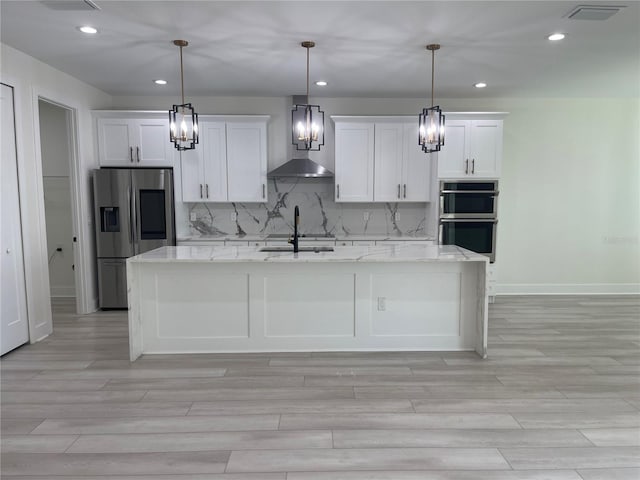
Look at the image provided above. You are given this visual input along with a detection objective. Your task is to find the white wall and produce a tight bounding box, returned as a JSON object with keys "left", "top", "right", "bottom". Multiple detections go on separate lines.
{"left": 39, "top": 100, "right": 75, "bottom": 297}
{"left": 1, "top": 43, "right": 112, "bottom": 332}
{"left": 113, "top": 94, "right": 640, "bottom": 294}
{"left": 475, "top": 97, "right": 640, "bottom": 294}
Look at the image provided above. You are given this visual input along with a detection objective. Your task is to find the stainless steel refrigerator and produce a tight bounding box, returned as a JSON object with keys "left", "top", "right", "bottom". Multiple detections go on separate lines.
{"left": 93, "top": 168, "right": 175, "bottom": 309}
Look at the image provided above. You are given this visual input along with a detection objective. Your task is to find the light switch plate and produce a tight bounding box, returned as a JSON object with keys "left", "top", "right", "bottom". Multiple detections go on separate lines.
{"left": 190, "top": 212, "right": 197, "bottom": 221}
{"left": 231, "top": 212, "right": 238, "bottom": 221}
{"left": 363, "top": 212, "right": 370, "bottom": 221}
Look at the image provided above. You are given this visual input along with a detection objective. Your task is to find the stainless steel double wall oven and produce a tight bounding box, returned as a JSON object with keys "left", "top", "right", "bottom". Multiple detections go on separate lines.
{"left": 439, "top": 180, "right": 498, "bottom": 262}
{"left": 93, "top": 168, "right": 175, "bottom": 309}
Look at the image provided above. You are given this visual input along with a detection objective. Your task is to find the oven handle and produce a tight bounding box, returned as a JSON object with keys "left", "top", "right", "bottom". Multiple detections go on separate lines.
{"left": 439, "top": 218, "right": 498, "bottom": 223}
{"left": 440, "top": 190, "right": 499, "bottom": 195}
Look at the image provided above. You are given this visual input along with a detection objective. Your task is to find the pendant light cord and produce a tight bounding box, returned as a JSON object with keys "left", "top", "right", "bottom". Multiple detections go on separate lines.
{"left": 431, "top": 48, "right": 434, "bottom": 107}
{"left": 306, "top": 45, "right": 310, "bottom": 100}
{"left": 179, "top": 45, "right": 185, "bottom": 105}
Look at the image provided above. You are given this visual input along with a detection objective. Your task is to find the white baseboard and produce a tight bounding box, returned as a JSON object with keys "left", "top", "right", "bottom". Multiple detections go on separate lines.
{"left": 495, "top": 283, "right": 640, "bottom": 295}
{"left": 50, "top": 286, "right": 76, "bottom": 297}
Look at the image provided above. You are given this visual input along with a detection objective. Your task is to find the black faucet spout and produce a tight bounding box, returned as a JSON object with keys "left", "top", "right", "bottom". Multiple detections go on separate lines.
{"left": 289, "top": 205, "right": 300, "bottom": 253}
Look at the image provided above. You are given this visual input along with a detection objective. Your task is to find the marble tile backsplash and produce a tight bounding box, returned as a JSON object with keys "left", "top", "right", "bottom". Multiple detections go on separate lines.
{"left": 181, "top": 178, "right": 427, "bottom": 237}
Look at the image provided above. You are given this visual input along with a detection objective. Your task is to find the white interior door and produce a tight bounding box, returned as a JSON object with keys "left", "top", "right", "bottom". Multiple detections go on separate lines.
{"left": 1, "top": 83, "right": 29, "bottom": 355}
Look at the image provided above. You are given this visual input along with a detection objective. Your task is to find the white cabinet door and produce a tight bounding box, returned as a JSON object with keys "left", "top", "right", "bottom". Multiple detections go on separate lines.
{"left": 469, "top": 119, "right": 503, "bottom": 178}
{"left": 226, "top": 122, "right": 267, "bottom": 202}
{"left": 374, "top": 123, "right": 404, "bottom": 202}
{"left": 201, "top": 122, "right": 228, "bottom": 202}
{"left": 180, "top": 146, "right": 205, "bottom": 202}
{"left": 97, "top": 115, "right": 172, "bottom": 167}
{"left": 335, "top": 122, "right": 374, "bottom": 202}
{"left": 402, "top": 123, "right": 431, "bottom": 201}
{"left": 97, "top": 118, "right": 135, "bottom": 166}
{"left": 437, "top": 119, "right": 469, "bottom": 178}
{"left": 133, "top": 118, "right": 171, "bottom": 166}
{"left": 437, "top": 118, "right": 503, "bottom": 179}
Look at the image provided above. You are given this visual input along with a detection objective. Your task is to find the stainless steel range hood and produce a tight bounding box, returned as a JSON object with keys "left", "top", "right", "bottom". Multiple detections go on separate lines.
{"left": 268, "top": 158, "right": 334, "bottom": 178}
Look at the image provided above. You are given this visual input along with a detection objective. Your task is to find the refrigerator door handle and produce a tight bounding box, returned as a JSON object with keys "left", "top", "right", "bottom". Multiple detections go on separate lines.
{"left": 128, "top": 187, "right": 135, "bottom": 249}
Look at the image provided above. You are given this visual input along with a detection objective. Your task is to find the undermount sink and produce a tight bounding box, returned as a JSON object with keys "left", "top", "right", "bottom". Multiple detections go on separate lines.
{"left": 259, "top": 246, "right": 334, "bottom": 253}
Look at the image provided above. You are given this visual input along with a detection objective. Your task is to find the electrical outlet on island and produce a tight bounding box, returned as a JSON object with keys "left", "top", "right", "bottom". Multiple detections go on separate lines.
{"left": 363, "top": 211, "right": 370, "bottom": 221}
{"left": 231, "top": 212, "right": 238, "bottom": 221}
{"left": 189, "top": 212, "right": 197, "bottom": 221}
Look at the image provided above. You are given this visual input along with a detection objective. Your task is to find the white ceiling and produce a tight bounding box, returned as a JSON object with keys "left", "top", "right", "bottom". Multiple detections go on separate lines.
{"left": 1, "top": 1, "right": 639, "bottom": 99}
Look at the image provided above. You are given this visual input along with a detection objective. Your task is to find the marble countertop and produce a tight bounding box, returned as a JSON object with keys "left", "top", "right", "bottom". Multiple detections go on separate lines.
{"left": 128, "top": 244, "right": 487, "bottom": 264}
{"left": 177, "top": 234, "right": 435, "bottom": 242}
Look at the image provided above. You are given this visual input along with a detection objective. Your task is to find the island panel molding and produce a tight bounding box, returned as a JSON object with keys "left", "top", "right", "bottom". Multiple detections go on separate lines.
{"left": 126, "top": 244, "right": 488, "bottom": 360}
{"left": 154, "top": 270, "right": 250, "bottom": 339}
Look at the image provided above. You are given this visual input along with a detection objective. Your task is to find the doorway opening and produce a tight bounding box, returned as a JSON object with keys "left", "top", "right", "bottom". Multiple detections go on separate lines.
{"left": 38, "top": 99, "right": 78, "bottom": 308}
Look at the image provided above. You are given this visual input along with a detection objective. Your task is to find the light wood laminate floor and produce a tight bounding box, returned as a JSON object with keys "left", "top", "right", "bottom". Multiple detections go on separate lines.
{"left": 1, "top": 295, "right": 639, "bottom": 479}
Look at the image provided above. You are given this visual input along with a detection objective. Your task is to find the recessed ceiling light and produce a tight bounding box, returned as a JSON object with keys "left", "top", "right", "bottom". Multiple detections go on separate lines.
{"left": 77, "top": 25, "right": 98, "bottom": 34}
{"left": 548, "top": 33, "right": 565, "bottom": 41}
{"left": 315, "top": 81, "right": 328, "bottom": 86}
{"left": 474, "top": 82, "right": 487, "bottom": 88}
{"left": 154, "top": 79, "right": 167, "bottom": 85}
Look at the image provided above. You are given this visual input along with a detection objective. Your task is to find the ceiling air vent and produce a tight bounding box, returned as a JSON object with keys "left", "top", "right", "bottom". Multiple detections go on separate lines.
{"left": 565, "top": 5, "right": 626, "bottom": 20}
{"left": 41, "top": 0, "right": 100, "bottom": 11}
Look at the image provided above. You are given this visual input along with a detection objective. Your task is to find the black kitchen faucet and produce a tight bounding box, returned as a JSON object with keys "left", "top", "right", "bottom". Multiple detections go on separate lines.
{"left": 288, "top": 205, "right": 300, "bottom": 253}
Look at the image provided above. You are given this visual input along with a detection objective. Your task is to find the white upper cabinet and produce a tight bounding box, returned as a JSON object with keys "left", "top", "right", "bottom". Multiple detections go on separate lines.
{"left": 373, "top": 123, "right": 404, "bottom": 202}
{"left": 181, "top": 121, "right": 227, "bottom": 202}
{"left": 334, "top": 117, "right": 431, "bottom": 203}
{"left": 374, "top": 122, "right": 430, "bottom": 202}
{"left": 469, "top": 119, "right": 503, "bottom": 177}
{"left": 96, "top": 113, "right": 172, "bottom": 167}
{"left": 437, "top": 116, "right": 504, "bottom": 179}
{"left": 401, "top": 123, "right": 431, "bottom": 202}
{"left": 334, "top": 121, "right": 375, "bottom": 202}
{"left": 226, "top": 121, "right": 267, "bottom": 203}
{"left": 180, "top": 116, "right": 268, "bottom": 203}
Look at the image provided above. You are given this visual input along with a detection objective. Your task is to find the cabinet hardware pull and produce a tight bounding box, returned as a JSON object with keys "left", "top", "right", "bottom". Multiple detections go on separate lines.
{"left": 129, "top": 147, "right": 133, "bottom": 163}
{"left": 206, "top": 184, "right": 209, "bottom": 198}
{"left": 337, "top": 184, "right": 340, "bottom": 199}
{"left": 472, "top": 159, "right": 475, "bottom": 174}
{"left": 465, "top": 159, "right": 469, "bottom": 174}
{"left": 397, "top": 184, "right": 401, "bottom": 199}
{"left": 200, "top": 184, "right": 203, "bottom": 199}
{"left": 403, "top": 184, "right": 407, "bottom": 198}
{"left": 262, "top": 183, "right": 265, "bottom": 198}
{"left": 136, "top": 146, "right": 140, "bottom": 163}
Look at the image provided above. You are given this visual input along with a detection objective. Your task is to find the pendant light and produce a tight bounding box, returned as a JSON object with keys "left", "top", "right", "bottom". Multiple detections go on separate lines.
{"left": 418, "top": 44, "right": 445, "bottom": 153}
{"left": 292, "top": 41, "right": 325, "bottom": 151}
{"left": 169, "top": 39, "right": 199, "bottom": 151}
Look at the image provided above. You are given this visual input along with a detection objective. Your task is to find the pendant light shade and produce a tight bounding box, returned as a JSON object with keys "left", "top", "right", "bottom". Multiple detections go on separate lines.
{"left": 418, "top": 44, "right": 445, "bottom": 153}
{"left": 292, "top": 41, "right": 325, "bottom": 151}
{"left": 169, "top": 40, "right": 199, "bottom": 151}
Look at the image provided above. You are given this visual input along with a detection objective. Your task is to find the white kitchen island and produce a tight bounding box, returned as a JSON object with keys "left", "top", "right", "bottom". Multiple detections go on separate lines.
{"left": 126, "top": 244, "right": 489, "bottom": 361}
